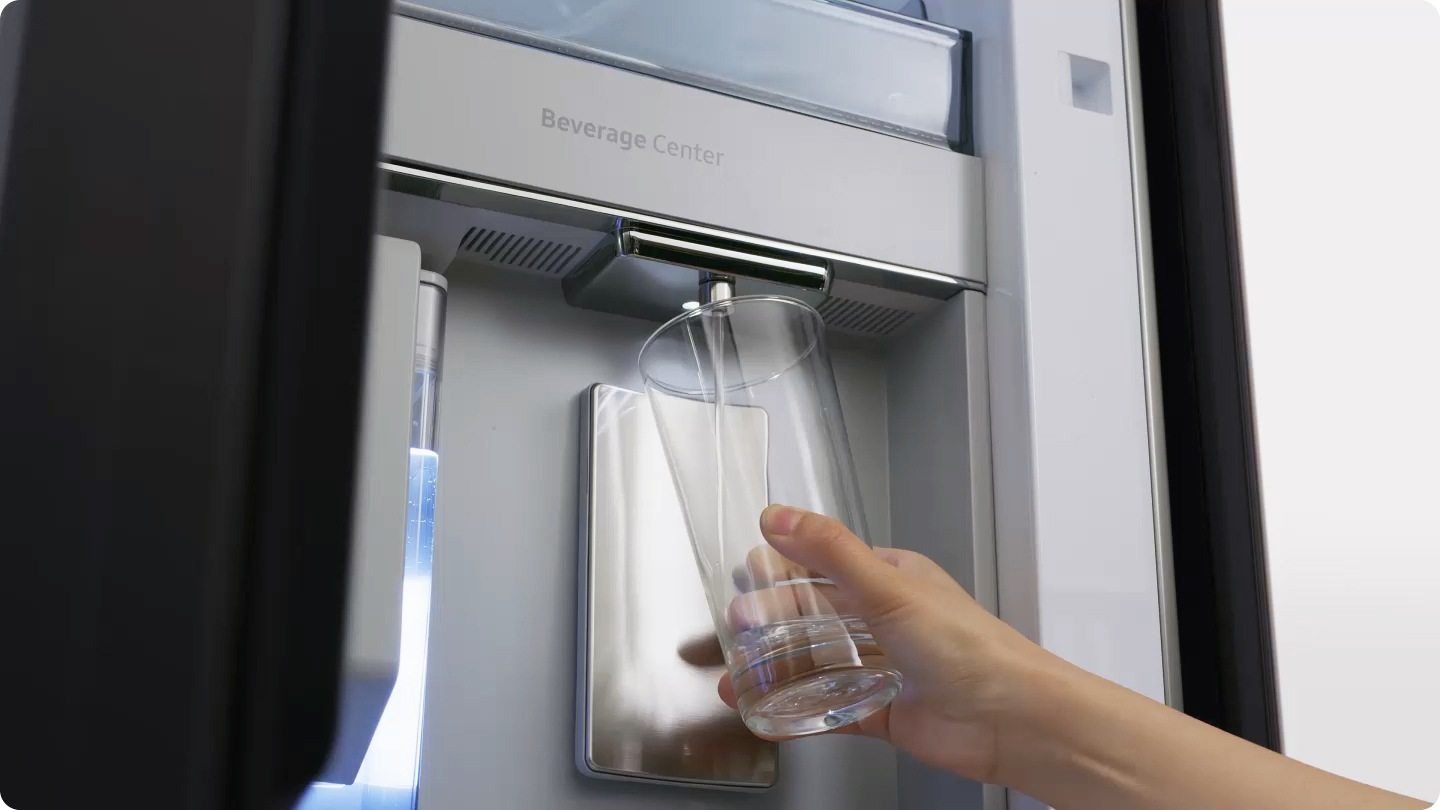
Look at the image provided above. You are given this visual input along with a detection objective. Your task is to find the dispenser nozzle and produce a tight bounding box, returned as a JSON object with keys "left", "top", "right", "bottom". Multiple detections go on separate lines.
{"left": 698, "top": 274, "right": 735, "bottom": 305}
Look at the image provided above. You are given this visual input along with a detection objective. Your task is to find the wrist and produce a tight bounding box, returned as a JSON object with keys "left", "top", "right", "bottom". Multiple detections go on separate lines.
{"left": 980, "top": 640, "right": 1119, "bottom": 798}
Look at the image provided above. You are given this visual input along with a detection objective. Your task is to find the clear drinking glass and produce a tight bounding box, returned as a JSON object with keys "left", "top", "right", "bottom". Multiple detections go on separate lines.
{"left": 638, "top": 295, "right": 901, "bottom": 738}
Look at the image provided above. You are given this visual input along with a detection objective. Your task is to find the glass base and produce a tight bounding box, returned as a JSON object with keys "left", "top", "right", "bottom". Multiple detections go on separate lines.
{"left": 740, "top": 666, "right": 901, "bottom": 738}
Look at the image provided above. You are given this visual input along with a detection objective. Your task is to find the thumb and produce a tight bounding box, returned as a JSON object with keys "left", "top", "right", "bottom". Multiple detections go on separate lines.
{"left": 759, "top": 505, "right": 913, "bottom": 623}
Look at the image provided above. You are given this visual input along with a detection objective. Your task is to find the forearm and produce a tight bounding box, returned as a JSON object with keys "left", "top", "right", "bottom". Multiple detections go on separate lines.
{"left": 995, "top": 654, "right": 1427, "bottom": 810}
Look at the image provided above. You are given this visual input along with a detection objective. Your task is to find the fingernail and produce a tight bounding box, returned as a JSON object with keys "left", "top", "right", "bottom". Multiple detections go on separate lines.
{"left": 761, "top": 505, "right": 802, "bottom": 537}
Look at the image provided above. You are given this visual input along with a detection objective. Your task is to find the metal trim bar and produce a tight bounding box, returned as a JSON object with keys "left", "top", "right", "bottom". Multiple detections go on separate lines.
{"left": 1120, "top": 0, "right": 1183, "bottom": 713}
{"left": 623, "top": 227, "right": 830, "bottom": 291}
{"left": 380, "top": 160, "right": 981, "bottom": 300}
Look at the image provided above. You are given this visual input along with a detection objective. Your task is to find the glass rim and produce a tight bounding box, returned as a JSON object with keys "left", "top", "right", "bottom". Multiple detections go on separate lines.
{"left": 637, "top": 294, "right": 825, "bottom": 397}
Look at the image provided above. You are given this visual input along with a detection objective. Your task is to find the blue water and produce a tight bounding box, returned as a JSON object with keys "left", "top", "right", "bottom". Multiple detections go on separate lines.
{"left": 297, "top": 448, "right": 438, "bottom": 810}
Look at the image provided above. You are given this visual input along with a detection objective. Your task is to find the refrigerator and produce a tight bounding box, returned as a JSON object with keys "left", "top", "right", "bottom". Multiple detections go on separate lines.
{"left": 0, "top": 1, "right": 1276, "bottom": 808}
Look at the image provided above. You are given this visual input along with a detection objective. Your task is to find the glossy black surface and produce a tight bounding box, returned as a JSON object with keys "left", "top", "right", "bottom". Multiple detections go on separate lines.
{"left": 0, "top": 0, "right": 392, "bottom": 806}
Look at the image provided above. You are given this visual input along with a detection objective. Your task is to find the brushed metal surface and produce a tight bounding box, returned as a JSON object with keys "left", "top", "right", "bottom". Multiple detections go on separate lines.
{"left": 381, "top": 16, "right": 986, "bottom": 283}
{"left": 392, "top": 0, "right": 964, "bottom": 150}
{"left": 577, "top": 383, "right": 778, "bottom": 790}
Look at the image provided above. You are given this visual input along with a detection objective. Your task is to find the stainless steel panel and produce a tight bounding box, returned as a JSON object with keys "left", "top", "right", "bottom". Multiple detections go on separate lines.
{"left": 393, "top": 0, "right": 967, "bottom": 150}
{"left": 963, "top": 292, "right": 1006, "bottom": 810}
{"left": 423, "top": 269, "right": 899, "bottom": 808}
{"left": 578, "top": 383, "right": 778, "bottom": 790}
{"left": 885, "top": 291, "right": 991, "bottom": 810}
{"left": 381, "top": 15, "right": 986, "bottom": 283}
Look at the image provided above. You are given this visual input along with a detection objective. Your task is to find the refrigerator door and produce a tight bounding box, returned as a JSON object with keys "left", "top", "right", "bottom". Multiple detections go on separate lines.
{"left": 0, "top": 2, "right": 1223, "bottom": 810}
{"left": 0, "top": 0, "right": 392, "bottom": 807}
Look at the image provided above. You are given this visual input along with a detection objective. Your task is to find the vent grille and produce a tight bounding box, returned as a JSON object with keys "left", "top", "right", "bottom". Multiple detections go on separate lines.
{"left": 816, "top": 296, "right": 915, "bottom": 337}
{"left": 458, "top": 227, "right": 585, "bottom": 275}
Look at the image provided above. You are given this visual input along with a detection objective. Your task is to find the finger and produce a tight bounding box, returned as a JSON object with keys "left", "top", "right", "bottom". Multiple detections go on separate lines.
{"left": 725, "top": 586, "right": 802, "bottom": 632}
{"left": 678, "top": 633, "right": 727, "bottom": 668}
{"left": 717, "top": 673, "right": 737, "bottom": 708}
{"left": 724, "top": 582, "right": 860, "bottom": 631}
{"left": 760, "top": 506, "right": 914, "bottom": 623}
{"left": 733, "top": 545, "right": 811, "bottom": 592}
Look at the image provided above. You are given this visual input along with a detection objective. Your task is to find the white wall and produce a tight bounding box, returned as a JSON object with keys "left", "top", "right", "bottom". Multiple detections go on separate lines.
{"left": 1221, "top": 0, "right": 1440, "bottom": 802}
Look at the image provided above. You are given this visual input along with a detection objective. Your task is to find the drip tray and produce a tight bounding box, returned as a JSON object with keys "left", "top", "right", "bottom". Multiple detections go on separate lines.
{"left": 576, "top": 384, "right": 778, "bottom": 790}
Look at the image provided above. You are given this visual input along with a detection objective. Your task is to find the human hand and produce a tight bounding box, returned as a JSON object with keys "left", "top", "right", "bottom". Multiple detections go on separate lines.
{"left": 703, "top": 506, "right": 1431, "bottom": 810}
{"left": 713, "top": 504, "right": 1050, "bottom": 785}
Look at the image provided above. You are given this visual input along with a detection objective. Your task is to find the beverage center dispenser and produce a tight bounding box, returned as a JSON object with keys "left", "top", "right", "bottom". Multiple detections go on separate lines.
{"left": 325, "top": 2, "right": 993, "bottom": 805}
{"left": 0, "top": 0, "right": 1181, "bottom": 808}
{"left": 289, "top": 0, "right": 1172, "bottom": 808}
